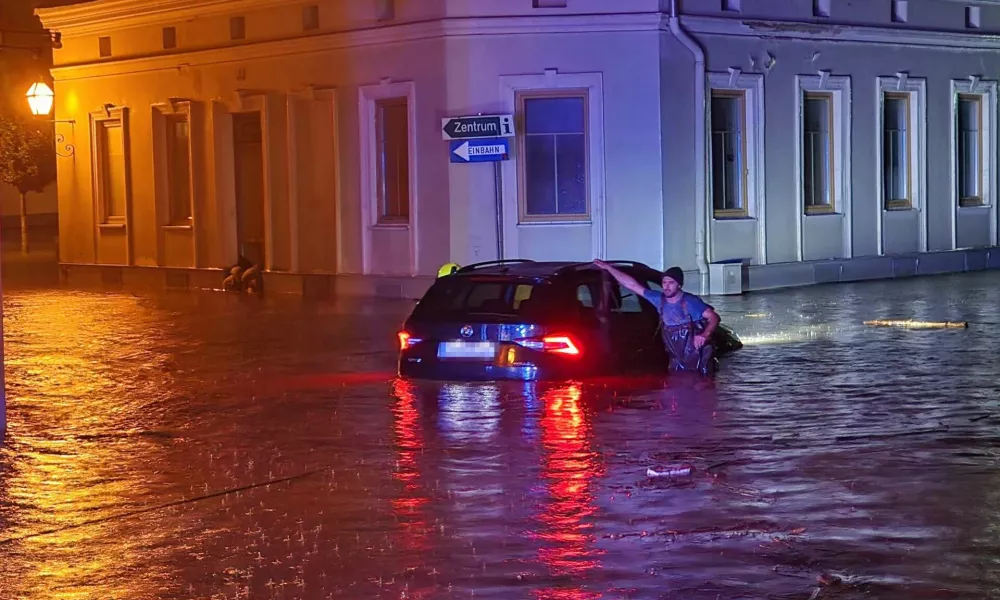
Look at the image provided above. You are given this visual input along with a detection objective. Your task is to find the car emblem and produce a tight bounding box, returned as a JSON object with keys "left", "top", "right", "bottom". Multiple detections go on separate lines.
{"left": 460, "top": 325, "right": 474, "bottom": 338}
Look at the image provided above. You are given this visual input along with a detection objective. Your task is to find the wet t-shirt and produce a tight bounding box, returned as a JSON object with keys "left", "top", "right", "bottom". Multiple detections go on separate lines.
{"left": 641, "top": 290, "right": 711, "bottom": 327}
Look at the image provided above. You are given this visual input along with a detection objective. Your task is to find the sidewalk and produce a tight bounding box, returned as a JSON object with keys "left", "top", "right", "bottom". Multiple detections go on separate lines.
{"left": 0, "top": 226, "right": 60, "bottom": 289}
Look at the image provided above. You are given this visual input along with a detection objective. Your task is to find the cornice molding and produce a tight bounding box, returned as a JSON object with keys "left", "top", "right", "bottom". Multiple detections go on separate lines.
{"left": 681, "top": 15, "right": 1000, "bottom": 50}
{"left": 45, "top": 11, "right": 1000, "bottom": 81}
{"left": 36, "top": 0, "right": 296, "bottom": 37}
{"left": 48, "top": 13, "right": 665, "bottom": 79}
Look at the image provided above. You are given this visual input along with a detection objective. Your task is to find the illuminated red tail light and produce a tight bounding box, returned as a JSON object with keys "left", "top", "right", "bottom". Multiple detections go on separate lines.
{"left": 398, "top": 331, "right": 422, "bottom": 350}
{"left": 515, "top": 335, "right": 582, "bottom": 356}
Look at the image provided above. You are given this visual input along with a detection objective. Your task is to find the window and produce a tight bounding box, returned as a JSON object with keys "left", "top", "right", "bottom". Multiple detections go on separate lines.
{"left": 165, "top": 114, "right": 192, "bottom": 223}
{"left": 876, "top": 77, "right": 926, "bottom": 217}
{"left": 412, "top": 279, "right": 556, "bottom": 319}
{"left": 517, "top": 92, "right": 588, "bottom": 221}
{"left": 710, "top": 92, "right": 746, "bottom": 216}
{"left": 99, "top": 36, "right": 111, "bottom": 57}
{"left": 882, "top": 93, "right": 909, "bottom": 208}
{"left": 375, "top": 0, "right": 395, "bottom": 20}
{"left": 891, "top": 0, "right": 908, "bottom": 23}
{"left": 230, "top": 16, "right": 245, "bottom": 40}
{"left": 708, "top": 71, "right": 764, "bottom": 223}
{"left": 796, "top": 74, "right": 850, "bottom": 218}
{"left": 92, "top": 111, "right": 129, "bottom": 225}
{"left": 950, "top": 79, "right": 996, "bottom": 213}
{"left": 802, "top": 93, "right": 833, "bottom": 213}
{"left": 967, "top": 6, "right": 981, "bottom": 29}
{"left": 813, "top": 0, "right": 830, "bottom": 17}
{"left": 303, "top": 5, "right": 319, "bottom": 30}
{"left": 162, "top": 26, "right": 176, "bottom": 49}
{"left": 375, "top": 97, "right": 410, "bottom": 222}
{"left": 957, "top": 95, "right": 983, "bottom": 205}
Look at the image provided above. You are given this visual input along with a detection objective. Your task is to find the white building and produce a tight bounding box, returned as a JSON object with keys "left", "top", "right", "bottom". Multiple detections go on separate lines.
{"left": 33, "top": 0, "right": 1000, "bottom": 297}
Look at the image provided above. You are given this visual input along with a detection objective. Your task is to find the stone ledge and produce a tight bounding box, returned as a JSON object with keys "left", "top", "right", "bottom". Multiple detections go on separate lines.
{"left": 744, "top": 248, "right": 1000, "bottom": 293}
{"left": 57, "top": 263, "right": 436, "bottom": 299}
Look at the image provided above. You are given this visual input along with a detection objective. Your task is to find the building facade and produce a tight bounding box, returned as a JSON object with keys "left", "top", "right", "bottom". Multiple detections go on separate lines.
{"left": 34, "top": 0, "right": 1000, "bottom": 297}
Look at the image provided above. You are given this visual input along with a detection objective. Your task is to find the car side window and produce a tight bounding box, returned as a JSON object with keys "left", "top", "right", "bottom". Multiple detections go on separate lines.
{"left": 609, "top": 284, "right": 644, "bottom": 313}
{"left": 576, "top": 283, "right": 595, "bottom": 308}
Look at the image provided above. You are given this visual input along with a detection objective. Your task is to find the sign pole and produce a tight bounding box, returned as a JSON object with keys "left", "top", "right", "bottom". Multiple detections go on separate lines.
{"left": 1, "top": 224, "right": 6, "bottom": 437}
{"left": 494, "top": 161, "right": 504, "bottom": 261}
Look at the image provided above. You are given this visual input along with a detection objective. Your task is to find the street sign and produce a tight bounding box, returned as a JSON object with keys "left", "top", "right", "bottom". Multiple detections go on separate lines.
{"left": 449, "top": 138, "right": 509, "bottom": 163}
{"left": 441, "top": 114, "right": 514, "bottom": 140}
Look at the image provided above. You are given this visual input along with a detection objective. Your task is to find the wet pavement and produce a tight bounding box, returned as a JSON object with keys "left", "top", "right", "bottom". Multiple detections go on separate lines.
{"left": 2, "top": 268, "right": 1000, "bottom": 599}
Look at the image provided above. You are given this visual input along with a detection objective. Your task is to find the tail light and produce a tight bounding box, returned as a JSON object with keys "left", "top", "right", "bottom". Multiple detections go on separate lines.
{"left": 398, "top": 331, "right": 422, "bottom": 350}
{"left": 515, "top": 335, "right": 582, "bottom": 356}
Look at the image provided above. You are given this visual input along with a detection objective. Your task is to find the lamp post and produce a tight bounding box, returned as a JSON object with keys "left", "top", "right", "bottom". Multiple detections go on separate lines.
{"left": 26, "top": 80, "right": 75, "bottom": 157}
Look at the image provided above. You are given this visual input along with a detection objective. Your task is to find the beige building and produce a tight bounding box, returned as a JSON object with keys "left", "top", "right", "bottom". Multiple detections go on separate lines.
{"left": 36, "top": 0, "right": 1000, "bottom": 298}
{"left": 36, "top": 0, "right": 640, "bottom": 297}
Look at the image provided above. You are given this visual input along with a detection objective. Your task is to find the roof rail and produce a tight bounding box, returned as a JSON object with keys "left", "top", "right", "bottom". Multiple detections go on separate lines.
{"left": 558, "top": 260, "right": 656, "bottom": 274}
{"left": 455, "top": 259, "right": 536, "bottom": 273}
{"left": 604, "top": 260, "right": 655, "bottom": 269}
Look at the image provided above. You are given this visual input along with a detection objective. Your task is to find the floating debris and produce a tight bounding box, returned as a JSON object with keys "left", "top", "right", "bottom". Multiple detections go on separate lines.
{"left": 647, "top": 466, "right": 692, "bottom": 478}
{"left": 863, "top": 319, "right": 968, "bottom": 329}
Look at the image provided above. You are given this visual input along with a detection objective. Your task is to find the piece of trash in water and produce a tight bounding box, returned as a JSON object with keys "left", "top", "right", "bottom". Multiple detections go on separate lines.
{"left": 647, "top": 467, "right": 692, "bottom": 478}
{"left": 863, "top": 319, "right": 968, "bottom": 329}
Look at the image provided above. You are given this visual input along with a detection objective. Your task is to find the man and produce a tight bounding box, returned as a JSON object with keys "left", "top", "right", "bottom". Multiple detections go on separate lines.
{"left": 593, "top": 259, "right": 721, "bottom": 375}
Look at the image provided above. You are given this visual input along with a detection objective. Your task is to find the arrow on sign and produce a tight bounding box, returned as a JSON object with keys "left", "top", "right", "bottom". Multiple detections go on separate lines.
{"left": 452, "top": 141, "right": 470, "bottom": 161}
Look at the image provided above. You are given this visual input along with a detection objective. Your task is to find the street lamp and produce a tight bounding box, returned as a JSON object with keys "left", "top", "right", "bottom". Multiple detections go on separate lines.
{"left": 25, "top": 80, "right": 75, "bottom": 158}
{"left": 25, "top": 81, "right": 54, "bottom": 117}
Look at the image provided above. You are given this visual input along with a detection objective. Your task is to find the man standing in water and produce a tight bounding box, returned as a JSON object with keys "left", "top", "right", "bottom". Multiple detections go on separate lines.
{"left": 593, "top": 260, "right": 721, "bottom": 375}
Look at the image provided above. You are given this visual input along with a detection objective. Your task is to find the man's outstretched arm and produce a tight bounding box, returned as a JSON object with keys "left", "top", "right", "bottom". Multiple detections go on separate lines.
{"left": 593, "top": 259, "right": 647, "bottom": 296}
{"left": 694, "top": 307, "right": 721, "bottom": 348}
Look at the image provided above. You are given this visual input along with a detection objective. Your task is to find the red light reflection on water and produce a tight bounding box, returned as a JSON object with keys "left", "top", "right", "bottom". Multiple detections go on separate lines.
{"left": 534, "top": 383, "right": 604, "bottom": 599}
{"left": 390, "top": 378, "right": 431, "bottom": 554}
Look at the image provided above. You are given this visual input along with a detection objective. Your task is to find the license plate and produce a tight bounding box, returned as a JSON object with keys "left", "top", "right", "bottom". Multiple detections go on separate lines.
{"left": 437, "top": 341, "right": 497, "bottom": 359}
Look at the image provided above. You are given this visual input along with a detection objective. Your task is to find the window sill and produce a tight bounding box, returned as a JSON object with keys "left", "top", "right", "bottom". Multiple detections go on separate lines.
{"left": 803, "top": 210, "right": 842, "bottom": 218}
{"left": 883, "top": 205, "right": 915, "bottom": 212}
{"left": 517, "top": 219, "right": 591, "bottom": 227}
{"left": 713, "top": 214, "right": 754, "bottom": 222}
{"left": 98, "top": 222, "right": 126, "bottom": 230}
{"left": 958, "top": 202, "right": 991, "bottom": 209}
{"left": 161, "top": 224, "right": 193, "bottom": 231}
{"left": 372, "top": 221, "right": 410, "bottom": 230}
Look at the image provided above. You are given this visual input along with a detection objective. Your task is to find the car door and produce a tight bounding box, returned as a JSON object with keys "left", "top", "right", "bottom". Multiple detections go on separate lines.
{"left": 603, "top": 269, "right": 664, "bottom": 370}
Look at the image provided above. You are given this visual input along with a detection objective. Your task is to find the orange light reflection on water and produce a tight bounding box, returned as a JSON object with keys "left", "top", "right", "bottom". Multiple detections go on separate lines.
{"left": 534, "top": 382, "right": 604, "bottom": 600}
{"left": 390, "top": 378, "right": 431, "bottom": 555}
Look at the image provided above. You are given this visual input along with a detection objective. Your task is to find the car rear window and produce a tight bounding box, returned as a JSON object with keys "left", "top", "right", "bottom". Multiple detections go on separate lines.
{"left": 413, "top": 277, "right": 557, "bottom": 317}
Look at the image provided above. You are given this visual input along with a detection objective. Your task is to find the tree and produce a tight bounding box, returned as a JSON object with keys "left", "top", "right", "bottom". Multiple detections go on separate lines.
{"left": 0, "top": 115, "right": 56, "bottom": 254}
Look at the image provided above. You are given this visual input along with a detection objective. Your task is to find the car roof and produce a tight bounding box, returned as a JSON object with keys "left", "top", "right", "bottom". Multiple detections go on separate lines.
{"left": 450, "top": 260, "right": 659, "bottom": 279}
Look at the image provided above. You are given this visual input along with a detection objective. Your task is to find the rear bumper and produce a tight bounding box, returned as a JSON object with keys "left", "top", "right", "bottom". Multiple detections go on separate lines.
{"left": 398, "top": 350, "right": 588, "bottom": 382}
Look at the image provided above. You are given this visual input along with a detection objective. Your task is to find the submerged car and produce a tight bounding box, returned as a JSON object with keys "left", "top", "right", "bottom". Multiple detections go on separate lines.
{"left": 397, "top": 259, "right": 742, "bottom": 381}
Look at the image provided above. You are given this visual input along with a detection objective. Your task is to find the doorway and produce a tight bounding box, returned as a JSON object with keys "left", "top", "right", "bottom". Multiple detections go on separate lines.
{"left": 232, "top": 112, "right": 266, "bottom": 267}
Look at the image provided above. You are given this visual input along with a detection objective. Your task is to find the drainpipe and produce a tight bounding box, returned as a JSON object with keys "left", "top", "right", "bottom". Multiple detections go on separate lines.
{"left": 668, "top": 0, "right": 710, "bottom": 294}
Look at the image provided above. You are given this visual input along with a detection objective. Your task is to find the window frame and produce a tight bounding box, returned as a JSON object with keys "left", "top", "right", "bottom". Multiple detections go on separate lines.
{"left": 358, "top": 81, "right": 417, "bottom": 233}
{"left": 800, "top": 91, "right": 836, "bottom": 214}
{"left": 794, "top": 73, "right": 851, "bottom": 219}
{"left": 152, "top": 100, "right": 196, "bottom": 229}
{"left": 880, "top": 92, "right": 911, "bottom": 209}
{"left": 90, "top": 106, "right": 131, "bottom": 228}
{"left": 515, "top": 89, "right": 591, "bottom": 223}
{"left": 374, "top": 96, "right": 411, "bottom": 224}
{"left": 950, "top": 80, "right": 997, "bottom": 210}
{"left": 707, "top": 70, "right": 764, "bottom": 222}
{"left": 875, "top": 76, "right": 926, "bottom": 215}
{"left": 498, "top": 71, "right": 606, "bottom": 260}
{"left": 708, "top": 90, "right": 748, "bottom": 217}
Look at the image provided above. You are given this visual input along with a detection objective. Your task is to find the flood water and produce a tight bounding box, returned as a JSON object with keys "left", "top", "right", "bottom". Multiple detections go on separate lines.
{"left": 2, "top": 272, "right": 1000, "bottom": 599}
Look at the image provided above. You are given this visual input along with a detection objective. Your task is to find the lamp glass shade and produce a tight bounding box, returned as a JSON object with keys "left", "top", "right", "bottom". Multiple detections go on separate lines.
{"left": 26, "top": 82, "right": 54, "bottom": 116}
